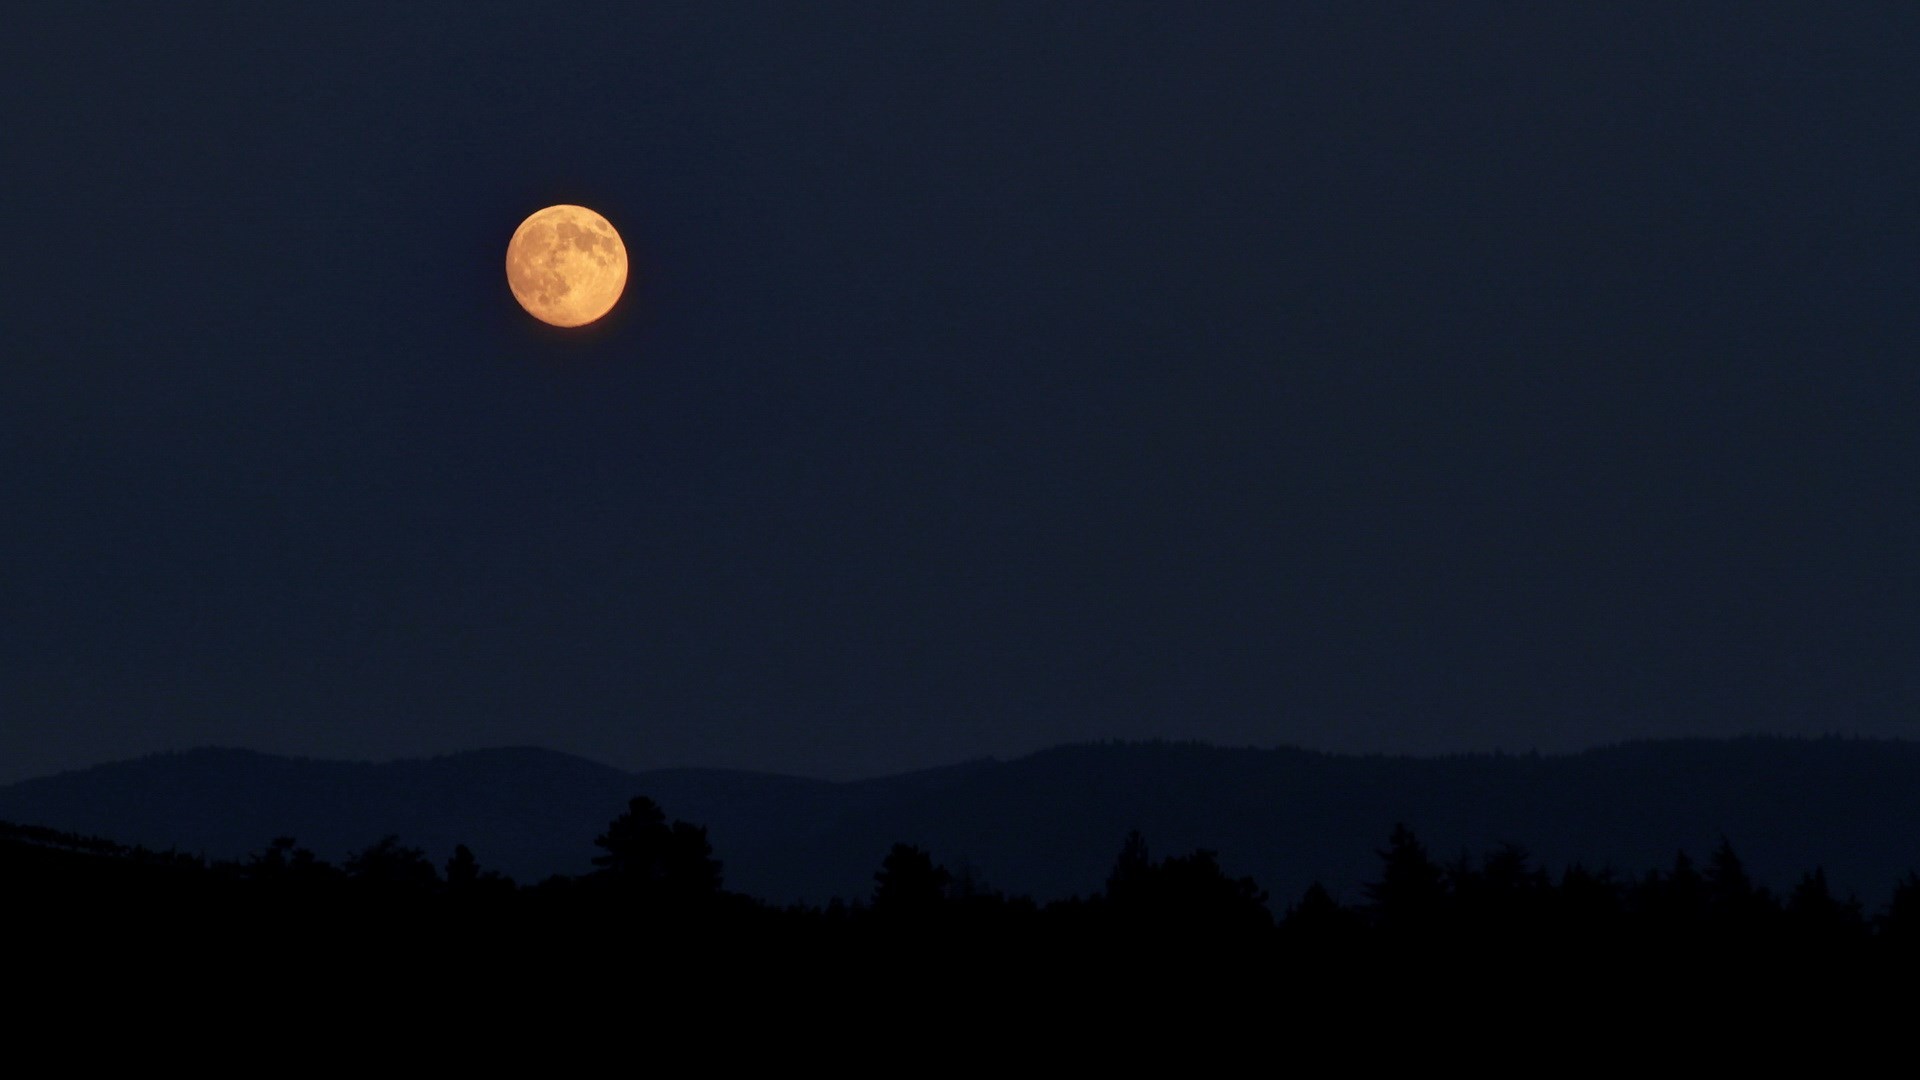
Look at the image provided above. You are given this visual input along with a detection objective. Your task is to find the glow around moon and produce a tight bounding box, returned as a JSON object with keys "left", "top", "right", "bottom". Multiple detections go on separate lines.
{"left": 505, "top": 205, "right": 628, "bottom": 327}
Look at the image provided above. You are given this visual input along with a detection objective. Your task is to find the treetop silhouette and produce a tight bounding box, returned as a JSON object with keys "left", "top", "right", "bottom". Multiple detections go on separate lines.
{"left": 592, "top": 796, "right": 723, "bottom": 899}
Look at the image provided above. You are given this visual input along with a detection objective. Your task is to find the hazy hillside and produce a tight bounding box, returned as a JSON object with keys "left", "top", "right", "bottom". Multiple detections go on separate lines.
{"left": 4, "top": 738, "right": 1918, "bottom": 906}
{"left": 0, "top": 747, "right": 645, "bottom": 886}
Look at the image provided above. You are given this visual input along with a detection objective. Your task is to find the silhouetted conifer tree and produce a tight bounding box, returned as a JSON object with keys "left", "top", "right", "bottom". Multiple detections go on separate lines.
{"left": 346, "top": 836, "right": 438, "bottom": 891}
{"left": 1705, "top": 839, "right": 1761, "bottom": 912}
{"left": 1552, "top": 864, "right": 1624, "bottom": 944}
{"left": 873, "top": 843, "right": 951, "bottom": 917}
{"left": 1366, "top": 824, "right": 1446, "bottom": 935}
{"left": 1156, "top": 850, "right": 1271, "bottom": 933}
{"left": 1450, "top": 843, "right": 1550, "bottom": 947}
{"left": 1101, "top": 832, "right": 1270, "bottom": 937}
{"left": 1633, "top": 851, "right": 1706, "bottom": 939}
{"left": 592, "top": 797, "right": 723, "bottom": 899}
{"left": 1784, "top": 868, "right": 1864, "bottom": 944}
{"left": 1281, "top": 882, "right": 1360, "bottom": 944}
{"left": 1879, "top": 872, "right": 1920, "bottom": 946}
{"left": 1106, "top": 830, "right": 1152, "bottom": 902}
{"left": 1703, "top": 838, "right": 1779, "bottom": 942}
{"left": 243, "top": 837, "right": 340, "bottom": 901}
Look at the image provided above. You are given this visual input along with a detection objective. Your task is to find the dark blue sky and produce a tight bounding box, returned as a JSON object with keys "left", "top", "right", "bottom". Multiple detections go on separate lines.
{"left": 4, "top": 4, "right": 1916, "bottom": 783}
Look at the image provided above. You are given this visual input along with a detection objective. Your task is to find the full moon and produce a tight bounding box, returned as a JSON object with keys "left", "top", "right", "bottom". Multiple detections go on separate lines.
{"left": 505, "top": 204, "right": 628, "bottom": 327}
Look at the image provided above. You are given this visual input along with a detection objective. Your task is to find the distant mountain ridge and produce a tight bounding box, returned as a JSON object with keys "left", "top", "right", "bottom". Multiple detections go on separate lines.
{"left": 4, "top": 738, "right": 1918, "bottom": 907}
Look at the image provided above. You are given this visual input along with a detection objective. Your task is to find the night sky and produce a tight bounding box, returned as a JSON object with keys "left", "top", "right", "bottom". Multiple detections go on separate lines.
{"left": 4, "top": 4, "right": 1916, "bottom": 784}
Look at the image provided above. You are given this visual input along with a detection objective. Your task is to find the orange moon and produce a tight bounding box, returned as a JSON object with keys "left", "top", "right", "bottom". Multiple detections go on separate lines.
{"left": 505, "top": 204, "right": 628, "bottom": 327}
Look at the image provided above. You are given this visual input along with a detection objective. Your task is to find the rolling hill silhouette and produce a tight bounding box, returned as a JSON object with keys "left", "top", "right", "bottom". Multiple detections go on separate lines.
{"left": 3, "top": 738, "right": 1917, "bottom": 906}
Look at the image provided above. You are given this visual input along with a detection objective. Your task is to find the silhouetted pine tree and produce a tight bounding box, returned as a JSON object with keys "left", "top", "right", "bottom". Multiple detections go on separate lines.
{"left": 345, "top": 836, "right": 438, "bottom": 892}
{"left": 1366, "top": 824, "right": 1446, "bottom": 936}
{"left": 1098, "top": 830, "right": 1271, "bottom": 939}
{"left": 1703, "top": 837, "right": 1775, "bottom": 936}
{"left": 1105, "top": 830, "right": 1152, "bottom": 903}
{"left": 1551, "top": 864, "right": 1625, "bottom": 947}
{"left": 1632, "top": 851, "right": 1707, "bottom": 944}
{"left": 1879, "top": 872, "right": 1920, "bottom": 947}
{"left": 1784, "top": 868, "right": 1865, "bottom": 947}
{"left": 872, "top": 843, "right": 951, "bottom": 918}
{"left": 592, "top": 796, "right": 723, "bottom": 900}
{"left": 1280, "top": 882, "right": 1361, "bottom": 947}
{"left": 1450, "top": 843, "right": 1550, "bottom": 947}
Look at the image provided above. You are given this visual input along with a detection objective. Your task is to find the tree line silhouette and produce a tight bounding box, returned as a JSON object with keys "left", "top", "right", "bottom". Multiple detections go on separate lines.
{"left": 9, "top": 799, "right": 1920, "bottom": 974}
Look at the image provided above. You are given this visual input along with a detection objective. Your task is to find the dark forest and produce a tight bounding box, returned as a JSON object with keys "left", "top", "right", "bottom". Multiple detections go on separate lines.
{"left": 11, "top": 792, "right": 1917, "bottom": 1002}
